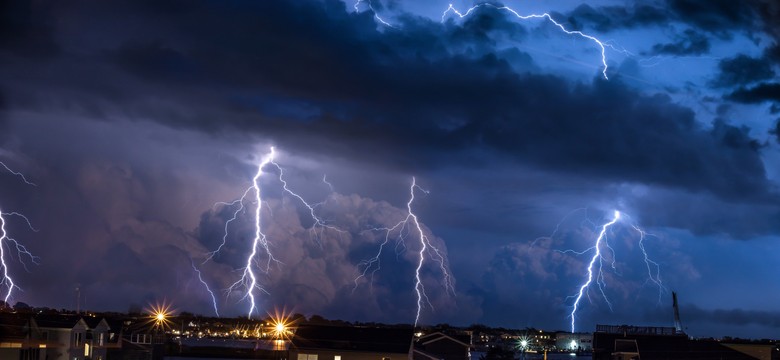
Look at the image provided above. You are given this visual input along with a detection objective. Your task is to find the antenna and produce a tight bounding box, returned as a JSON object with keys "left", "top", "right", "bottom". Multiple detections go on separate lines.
{"left": 672, "top": 291, "right": 683, "bottom": 334}
{"left": 75, "top": 283, "right": 81, "bottom": 314}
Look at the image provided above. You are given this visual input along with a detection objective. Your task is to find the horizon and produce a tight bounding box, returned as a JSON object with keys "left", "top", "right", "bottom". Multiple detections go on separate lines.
{"left": 6, "top": 304, "right": 777, "bottom": 342}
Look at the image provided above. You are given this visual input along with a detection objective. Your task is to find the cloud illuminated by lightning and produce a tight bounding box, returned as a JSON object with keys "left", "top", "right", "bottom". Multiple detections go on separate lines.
{"left": 632, "top": 224, "right": 664, "bottom": 305}
{"left": 224, "top": 149, "right": 278, "bottom": 319}
{"left": 354, "top": 177, "right": 454, "bottom": 326}
{"left": 562, "top": 210, "right": 665, "bottom": 333}
{"left": 351, "top": 1, "right": 616, "bottom": 79}
{"left": 441, "top": 3, "right": 611, "bottom": 79}
{"left": 353, "top": 0, "right": 395, "bottom": 28}
{"left": 0, "top": 161, "right": 38, "bottom": 306}
{"left": 198, "top": 147, "right": 343, "bottom": 318}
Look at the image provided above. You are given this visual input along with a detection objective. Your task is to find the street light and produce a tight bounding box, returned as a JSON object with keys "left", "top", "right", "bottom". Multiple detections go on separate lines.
{"left": 518, "top": 337, "right": 529, "bottom": 360}
{"left": 148, "top": 302, "right": 173, "bottom": 331}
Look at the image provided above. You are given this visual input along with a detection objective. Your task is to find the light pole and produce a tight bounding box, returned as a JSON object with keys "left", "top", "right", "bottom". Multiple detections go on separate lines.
{"left": 518, "top": 339, "right": 528, "bottom": 360}
{"left": 271, "top": 317, "right": 290, "bottom": 360}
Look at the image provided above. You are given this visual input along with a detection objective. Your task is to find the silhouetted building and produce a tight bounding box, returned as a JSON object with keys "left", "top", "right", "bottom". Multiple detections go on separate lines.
{"left": 0, "top": 313, "right": 124, "bottom": 360}
{"left": 290, "top": 325, "right": 413, "bottom": 360}
{"left": 592, "top": 324, "right": 772, "bottom": 360}
{"left": 413, "top": 332, "right": 470, "bottom": 360}
{"left": 0, "top": 313, "right": 42, "bottom": 360}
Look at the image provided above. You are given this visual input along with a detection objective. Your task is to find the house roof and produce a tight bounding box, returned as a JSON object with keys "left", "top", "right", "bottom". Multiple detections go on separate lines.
{"left": 0, "top": 313, "right": 32, "bottom": 339}
{"left": 418, "top": 332, "right": 469, "bottom": 347}
{"left": 33, "top": 314, "right": 85, "bottom": 329}
{"left": 82, "top": 316, "right": 109, "bottom": 329}
{"left": 292, "top": 325, "right": 413, "bottom": 354}
{"left": 103, "top": 317, "right": 126, "bottom": 333}
{"left": 412, "top": 348, "right": 441, "bottom": 360}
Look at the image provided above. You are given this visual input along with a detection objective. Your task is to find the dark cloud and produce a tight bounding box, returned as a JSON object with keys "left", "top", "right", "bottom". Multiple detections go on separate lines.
{"left": 680, "top": 305, "right": 780, "bottom": 328}
{"left": 0, "top": 0, "right": 59, "bottom": 58}
{"left": 666, "top": 0, "right": 759, "bottom": 36}
{"left": 0, "top": 0, "right": 772, "bottom": 206}
{"left": 1, "top": 0, "right": 780, "bottom": 337}
{"left": 629, "top": 186, "right": 780, "bottom": 239}
{"left": 649, "top": 29, "right": 710, "bottom": 56}
{"left": 561, "top": 0, "right": 769, "bottom": 40}
{"left": 556, "top": 4, "right": 668, "bottom": 33}
{"left": 107, "top": 41, "right": 199, "bottom": 83}
{"left": 711, "top": 54, "right": 775, "bottom": 87}
{"left": 559, "top": 0, "right": 767, "bottom": 37}
{"left": 771, "top": 119, "right": 780, "bottom": 144}
{"left": 0, "top": 90, "right": 7, "bottom": 134}
{"left": 755, "top": 2, "right": 780, "bottom": 41}
{"left": 727, "top": 83, "right": 780, "bottom": 103}
{"left": 765, "top": 43, "right": 780, "bottom": 62}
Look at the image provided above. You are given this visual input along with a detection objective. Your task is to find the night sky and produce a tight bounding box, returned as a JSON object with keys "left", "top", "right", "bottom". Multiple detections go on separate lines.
{"left": 1, "top": 0, "right": 780, "bottom": 339}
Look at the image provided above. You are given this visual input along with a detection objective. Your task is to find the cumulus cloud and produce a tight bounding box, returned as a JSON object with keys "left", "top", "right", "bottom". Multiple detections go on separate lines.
{"left": 195, "top": 192, "right": 457, "bottom": 323}
{"left": 476, "top": 209, "right": 697, "bottom": 330}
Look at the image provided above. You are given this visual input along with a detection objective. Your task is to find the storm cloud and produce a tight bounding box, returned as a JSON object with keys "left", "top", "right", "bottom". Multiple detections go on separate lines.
{"left": 1, "top": 0, "right": 779, "bottom": 338}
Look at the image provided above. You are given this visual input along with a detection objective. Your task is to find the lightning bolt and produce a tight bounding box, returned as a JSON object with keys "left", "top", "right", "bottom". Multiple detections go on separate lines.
{"left": 353, "top": 0, "right": 395, "bottom": 28}
{"left": 633, "top": 224, "right": 664, "bottom": 305}
{"left": 0, "top": 161, "right": 38, "bottom": 306}
{"left": 191, "top": 259, "right": 219, "bottom": 317}
{"left": 441, "top": 3, "right": 611, "bottom": 79}
{"left": 199, "top": 147, "right": 343, "bottom": 318}
{"left": 268, "top": 161, "right": 345, "bottom": 244}
{"left": 568, "top": 210, "right": 620, "bottom": 333}
{"left": 322, "top": 174, "right": 335, "bottom": 193}
{"left": 0, "top": 162, "right": 36, "bottom": 186}
{"left": 563, "top": 210, "right": 665, "bottom": 333}
{"left": 354, "top": 177, "right": 453, "bottom": 326}
{"left": 225, "top": 149, "right": 278, "bottom": 319}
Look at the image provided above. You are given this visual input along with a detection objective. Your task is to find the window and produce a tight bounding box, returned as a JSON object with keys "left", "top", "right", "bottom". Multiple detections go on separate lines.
{"left": 74, "top": 332, "right": 83, "bottom": 347}
{"left": 99, "top": 333, "right": 105, "bottom": 346}
{"left": 131, "top": 333, "right": 151, "bottom": 344}
{"left": 20, "top": 348, "right": 40, "bottom": 360}
{"left": 335, "top": 356, "right": 341, "bottom": 360}
{"left": 298, "top": 354, "right": 318, "bottom": 360}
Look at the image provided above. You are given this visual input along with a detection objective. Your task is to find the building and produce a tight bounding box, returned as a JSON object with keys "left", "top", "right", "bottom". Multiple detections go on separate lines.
{"left": 0, "top": 313, "right": 124, "bottom": 360}
{"left": 554, "top": 332, "right": 592, "bottom": 351}
{"left": 290, "top": 325, "right": 413, "bottom": 360}
{"left": 413, "top": 332, "right": 470, "bottom": 360}
{"left": 592, "top": 324, "right": 774, "bottom": 360}
{"left": 0, "top": 313, "right": 43, "bottom": 360}
{"left": 33, "top": 314, "right": 91, "bottom": 360}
